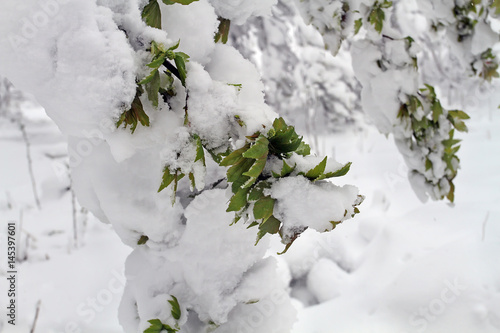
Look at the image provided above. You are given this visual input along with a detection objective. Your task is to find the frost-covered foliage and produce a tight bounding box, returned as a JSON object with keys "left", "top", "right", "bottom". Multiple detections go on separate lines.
{"left": 294, "top": 0, "right": 500, "bottom": 201}
{"left": 230, "top": 0, "right": 363, "bottom": 135}
{"left": 0, "top": 0, "right": 362, "bottom": 332}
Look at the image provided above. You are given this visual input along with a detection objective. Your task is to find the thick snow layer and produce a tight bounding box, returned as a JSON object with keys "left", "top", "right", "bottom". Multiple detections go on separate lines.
{"left": 1, "top": 87, "right": 500, "bottom": 332}
{"left": 0, "top": 1, "right": 137, "bottom": 137}
{"left": 208, "top": 0, "right": 277, "bottom": 25}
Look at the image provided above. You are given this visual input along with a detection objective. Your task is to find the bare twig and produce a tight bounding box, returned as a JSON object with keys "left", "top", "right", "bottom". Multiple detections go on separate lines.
{"left": 30, "top": 300, "right": 41, "bottom": 333}
{"left": 19, "top": 119, "right": 41, "bottom": 209}
{"left": 69, "top": 173, "right": 78, "bottom": 248}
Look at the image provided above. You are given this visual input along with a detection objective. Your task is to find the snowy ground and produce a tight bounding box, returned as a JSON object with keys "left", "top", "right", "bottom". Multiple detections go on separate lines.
{"left": 1, "top": 96, "right": 499, "bottom": 332}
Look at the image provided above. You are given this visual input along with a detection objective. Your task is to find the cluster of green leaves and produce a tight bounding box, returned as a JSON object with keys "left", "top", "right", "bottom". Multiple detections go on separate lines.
{"left": 140, "top": 40, "right": 189, "bottom": 102}
{"left": 368, "top": 0, "right": 393, "bottom": 33}
{"left": 144, "top": 295, "right": 181, "bottom": 333}
{"left": 142, "top": 0, "right": 199, "bottom": 29}
{"left": 453, "top": 1, "right": 481, "bottom": 42}
{"left": 116, "top": 86, "right": 150, "bottom": 133}
{"left": 117, "top": 0, "right": 195, "bottom": 133}
{"left": 158, "top": 134, "right": 205, "bottom": 200}
{"left": 219, "top": 117, "right": 354, "bottom": 253}
{"left": 116, "top": 40, "right": 189, "bottom": 133}
{"left": 398, "top": 85, "right": 469, "bottom": 202}
{"left": 477, "top": 48, "right": 500, "bottom": 82}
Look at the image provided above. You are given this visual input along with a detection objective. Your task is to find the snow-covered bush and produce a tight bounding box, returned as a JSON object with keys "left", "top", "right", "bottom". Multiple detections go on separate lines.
{"left": 1, "top": 0, "right": 499, "bottom": 332}
{"left": 0, "top": 1, "right": 362, "bottom": 332}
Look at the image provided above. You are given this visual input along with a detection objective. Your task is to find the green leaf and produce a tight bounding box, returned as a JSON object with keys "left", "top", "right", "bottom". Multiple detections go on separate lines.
{"left": 146, "top": 69, "right": 161, "bottom": 107}
{"left": 448, "top": 110, "right": 470, "bottom": 120}
{"left": 242, "top": 135, "right": 269, "bottom": 159}
{"left": 158, "top": 168, "right": 175, "bottom": 192}
{"left": 227, "top": 187, "right": 249, "bottom": 212}
{"left": 425, "top": 158, "right": 433, "bottom": 171}
{"left": 354, "top": 18, "right": 363, "bottom": 35}
{"left": 162, "top": 0, "right": 199, "bottom": 4}
{"left": 174, "top": 53, "right": 188, "bottom": 87}
{"left": 116, "top": 87, "right": 150, "bottom": 133}
{"left": 248, "top": 182, "right": 271, "bottom": 201}
{"left": 214, "top": 18, "right": 231, "bottom": 44}
{"left": 139, "top": 69, "right": 159, "bottom": 85}
{"left": 220, "top": 145, "right": 249, "bottom": 166}
{"left": 369, "top": 7, "right": 385, "bottom": 33}
{"left": 321, "top": 162, "right": 352, "bottom": 179}
{"left": 138, "top": 235, "right": 149, "bottom": 245}
{"left": 227, "top": 158, "right": 254, "bottom": 184}
{"left": 144, "top": 319, "right": 164, "bottom": 333}
{"left": 253, "top": 196, "right": 275, "bottom": 220}
{"left": 242, "top": 157, "right": 267, "bottom": 179}
{"left": 447, "top": 181, "right": 455, "bottom": 202}
{"left": 295, "top": 141, "right": 311, "bottom": 156}
{"left": 305, "top": 157, "right": 327, "bottom": 180}
{"left": 431, "top": 101, "right": 442, "bottom": 122}
{"left": 168, "top": 295, "right": 181, "bottom": 320}
{"left": 142, "top": 0, "right": 162, "bottom": 29}
{"left": 147, "top": 54, "right": 167, "bottom": 69}
{"left": 255, "top": 215, "right": 281, "bottom": 245}
{"left": 188, "top": 172, "right": 196, "bottom": 190}
{"left": 193, "top": 135, "right": 205, "bottom": 164}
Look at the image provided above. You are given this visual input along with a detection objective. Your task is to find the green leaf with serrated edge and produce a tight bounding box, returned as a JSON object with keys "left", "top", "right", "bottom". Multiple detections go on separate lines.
{"left": 144, "top": 319, "right": 164, "bottom": 333}
{"left": 146, "top": 70, "right": 161, "bottom": 107}
{"left": 305, "top": 157, "right": 327, "bottom": 180}
{"left": 321, "top": 162, "right": 352, "bottom": 179}
{"left": 168, "top": 295, "right": 181, "bottom": 320}
{"left": 220, "top": 145, "right": 249, "bottom": 166}
{"left": 354, "top": 18, "right": 362, "bottom": 34}
{"left": 253, "top": 196, "right": 275, "bottom": 220}
{"left": 242, "top": 136, "right": 269, "bottom": 159}
{"left": 158, "top": 168, "right": 175, "bottom": 192}
{"left": 227, "top": 187, "right": 249, "bottom": 212}
{"left": 174, "top": 54, "right": 188, "bottom": 87}
{"left": 137, "top": 235, "right": 149, "bottom": 245}
{"left": 255, "top": 215, "right": 281, "bottom": 245}
{"left": 243, "top": 157, "right": 267, "bottom": 179}
{"left": 448, "top": 110, "right": 470, "bottom": 120}
{"left": 142, "top": 0, "right": 162, "bottom": 29}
